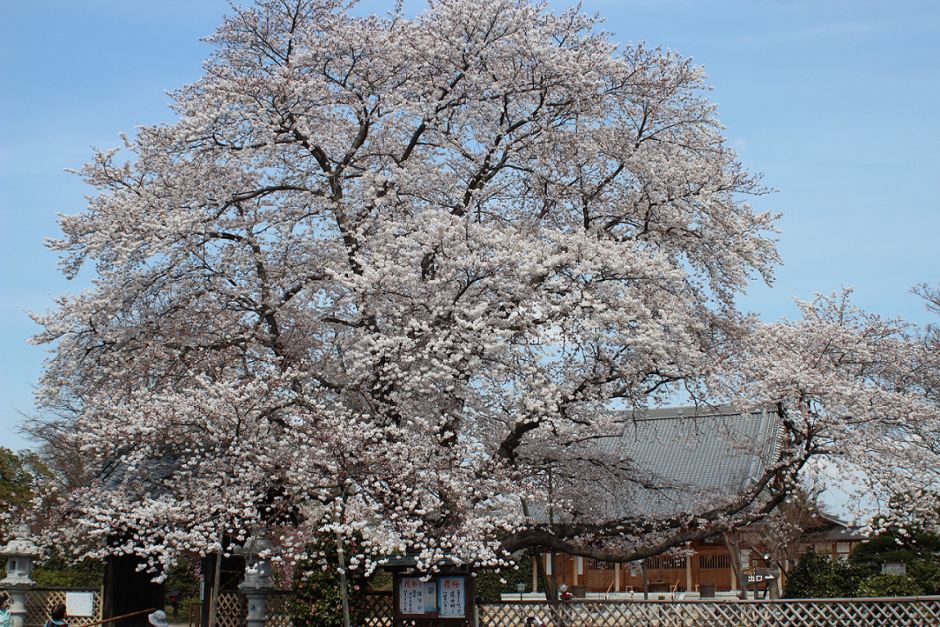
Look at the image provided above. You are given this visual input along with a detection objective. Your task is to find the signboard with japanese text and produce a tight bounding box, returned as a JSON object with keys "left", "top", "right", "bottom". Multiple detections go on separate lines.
{"left": 65, "top": 592, "right": 95, "bottom": 617}
{"left": 399, "top": 577, "right": 438, "bottom": 615}
{"left": 437, "top": 576, "right": 466, "bottom": 618}
{"left": 393, "top": 572, "right": 474, "bottom": 625}
{"left": 743, "top": 567, "right": 778, "bottom": 584}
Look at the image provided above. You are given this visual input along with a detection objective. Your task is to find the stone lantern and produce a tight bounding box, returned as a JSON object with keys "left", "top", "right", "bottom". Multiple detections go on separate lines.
{"left": 234, "top": 529, "right": 276, "bottom": 627}
{"left": 1, "top": 524, "right": 41, "bottom": 627}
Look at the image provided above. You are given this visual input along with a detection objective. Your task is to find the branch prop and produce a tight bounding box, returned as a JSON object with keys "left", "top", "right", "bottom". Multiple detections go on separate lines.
{"left": 80, "top": 609, "right": 156, "bottom": 627}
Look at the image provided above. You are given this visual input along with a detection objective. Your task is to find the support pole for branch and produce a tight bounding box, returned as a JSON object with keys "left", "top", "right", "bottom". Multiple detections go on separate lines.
{"left": 80, "top": 609, "right": 157, "bottom": 627}
{"left": 532, "top": 548, "right": 552, "bottom": 601}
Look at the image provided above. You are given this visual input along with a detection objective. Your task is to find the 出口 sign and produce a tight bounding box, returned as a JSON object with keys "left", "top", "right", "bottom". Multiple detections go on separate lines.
{"left": 743, "top": 567, "right": 778, "bottom": 584}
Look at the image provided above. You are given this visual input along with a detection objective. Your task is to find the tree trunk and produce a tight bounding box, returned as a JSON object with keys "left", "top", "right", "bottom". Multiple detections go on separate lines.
{"left": 642, "top": 560, "right": 649, "bottom": 600}
{"left": 722, "top": 532, "right": 748, "bottom": 599}
{"left": 207, "top": 551, "right": 223, "bottom": 627}
{"left": 774, "top": 559, "right": 788, "bottom": 592}
{"left": 337, "top": 530, "right": 351, "bottom": 627}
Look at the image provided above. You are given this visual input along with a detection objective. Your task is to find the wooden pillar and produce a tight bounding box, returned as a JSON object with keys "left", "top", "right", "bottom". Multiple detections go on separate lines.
{"left": 685, "top": 556, "right": 693, "bottom": 592}
{"left": 615, "top": 563, "right": 620, "bottom": 592}
{"left": 532, "top": 554, "right": 538, "bottom": 594}
{"left": 199, "top": 547, "right": 246, "bottom": 627}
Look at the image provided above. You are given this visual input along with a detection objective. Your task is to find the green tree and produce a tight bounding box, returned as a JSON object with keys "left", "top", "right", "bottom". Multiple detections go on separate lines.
{"left": 31, "top": 547, "right": 104, "bottom": 587}
{"left": 291, "top": 532, "right": 371, "bottom": 627}
{"left": 850, "top": 492, "right": 940, "bottom": 595}
{"left": 1, "top": 448, "right": 104, "bottom": 585}
{"left": 783, "top": 548, "right": 871, "bottom": 599}
{"left": 165, "top": 556, "right": 202, "bottom": 604}
{"left": 851, "top": 522, "right": 940, "bottom": 566}
{"left": 908, "top": 559, "right": 940, "bottom": 595}
{"left": 0, "top": 447, "right": 51, "bottom": 542}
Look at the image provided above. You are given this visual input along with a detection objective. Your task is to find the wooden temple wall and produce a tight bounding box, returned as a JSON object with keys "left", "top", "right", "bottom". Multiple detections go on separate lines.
{"left": 541, "top": 547, "right": 738, "bottom": 594}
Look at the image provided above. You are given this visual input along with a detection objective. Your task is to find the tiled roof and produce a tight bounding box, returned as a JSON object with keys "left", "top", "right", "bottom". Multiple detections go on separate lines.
{"left": 613, "top": 404, "right": 780, "bottom": 491}
{"left": 539, "top": 404, "right": 782, "bottom": 522}
{"left": 810, "top": 514, "right": 867, "bottom": 542}
{"left": 95, "top": 444, "right": 189, "bottom": 498}
{"left": 94, "top": 406, "right": 782, "bottom": 526}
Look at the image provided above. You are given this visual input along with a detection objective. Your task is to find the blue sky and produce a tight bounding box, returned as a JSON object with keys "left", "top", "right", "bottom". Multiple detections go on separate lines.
{"left": 2, "top": 0, "right": 938, "bottom": 464}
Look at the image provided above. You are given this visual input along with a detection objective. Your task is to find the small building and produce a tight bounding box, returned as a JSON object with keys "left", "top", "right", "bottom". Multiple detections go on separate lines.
{"left": 533, "top": 404, "right": 782, "bottom": 595}
{"left": 805, "top": 514, "right": 867, "bottom": 561}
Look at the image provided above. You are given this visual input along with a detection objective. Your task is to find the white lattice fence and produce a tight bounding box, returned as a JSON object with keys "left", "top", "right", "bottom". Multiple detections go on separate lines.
{"left": 361, "top": 593, "right": 393, "bottom": 627}
{"left": 9, "top": 588, "right": 102, "bottom": 627}
{"left": 264, "top": 592, "right": 293, "bottom": 627}
{"left": 478, "top": 596, "right": 940, "bottom": 627}
{"left": 216, "top": 591, "right": 246, "bottom": 627}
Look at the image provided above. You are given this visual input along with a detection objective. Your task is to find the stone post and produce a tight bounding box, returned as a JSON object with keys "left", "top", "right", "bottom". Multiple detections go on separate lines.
{"left": 235, "top": 530, "right": 275, "bottom": 627}
{"left": 1, "top": 524, "right": 41, "bottom": 627}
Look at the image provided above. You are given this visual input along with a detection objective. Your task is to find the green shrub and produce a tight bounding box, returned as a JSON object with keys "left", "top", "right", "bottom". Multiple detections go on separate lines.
{"left": 857, "top": 573, "right": 924, "bottom": 597}
{"left": 850, "top": 505, "right": 940, "bottom": 596}
{"left": 474, "top": 556, "right": 535, "bottom": 601}
{"left": 908, "top": 559, "right": 940, "bottom": 595}
{"left": 783, "top": 548, "right": 870, "bottom": 598}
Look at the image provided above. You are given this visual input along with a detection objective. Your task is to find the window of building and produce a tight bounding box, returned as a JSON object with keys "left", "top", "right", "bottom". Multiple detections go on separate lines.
{"left": 699, "top": 554, "right": 731, "bottom": 569}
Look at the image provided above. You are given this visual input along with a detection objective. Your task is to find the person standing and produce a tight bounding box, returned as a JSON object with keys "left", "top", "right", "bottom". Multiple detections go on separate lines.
{"left": 147, "top": 611, "right": 168, "bottom": 627}
{"left": 44, "top": 604, "right": 67, "bottom": 627}
{"left": 0, "top": 593, "right": 13, "bottom": 627}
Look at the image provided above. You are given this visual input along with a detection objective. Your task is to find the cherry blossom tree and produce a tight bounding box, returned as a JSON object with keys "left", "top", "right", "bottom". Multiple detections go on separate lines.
{"left": 711, "top": 290, "right": 940, "bottom": 536}
{"left": 29, "top": 0, "right": 936, "bottom": 576}
{"left": 860, "top": 283, "right": 940, "bottom": 535}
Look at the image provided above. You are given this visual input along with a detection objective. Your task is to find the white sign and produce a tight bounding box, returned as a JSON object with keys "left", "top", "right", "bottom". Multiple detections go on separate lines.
{"left": 400, "top": 577, "right": 437, "bottom": 615}
{"left": 438, "top": 576, "right": 466, "bottom": 618}
{"left": 66, "top": 592, "right": 95, "bottom": 617}
{"left": 883, "top": 562, "right": 907, "bottom": 576}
